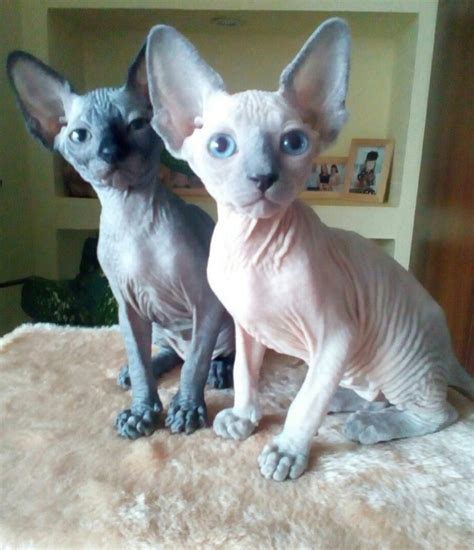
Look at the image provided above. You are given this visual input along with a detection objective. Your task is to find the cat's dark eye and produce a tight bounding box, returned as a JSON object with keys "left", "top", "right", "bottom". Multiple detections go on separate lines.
{"left": 208, "top": 133, "right": 237, "bottom": 159}
{"left": 128, "top": 117, "right": 149, "bottom": 131}
{"left": 69, "top": 128, "right": 91, "bottom": 143}
{"left": 280, "top": 130, "right": 309, "bottom": 156}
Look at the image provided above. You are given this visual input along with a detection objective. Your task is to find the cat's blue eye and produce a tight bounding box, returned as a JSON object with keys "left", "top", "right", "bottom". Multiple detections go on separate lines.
{"left": 69, "top": 128, "right": 91, "bottom": 143}
{"left": 208, "top": 133, "right": 237, "bottom": 159}
{"left": 128, "top": 117, "right": 148, "bottom": 131}
{"left": 280, "top": 130, "right": 309, "bottom": 156}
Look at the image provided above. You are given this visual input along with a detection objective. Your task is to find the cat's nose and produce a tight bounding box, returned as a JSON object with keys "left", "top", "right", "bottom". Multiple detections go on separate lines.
{"left": 98, "top": 137, "right": 123, "bottom": 165}
{"left": 249, "top": 173, "right": 279, "bottom": 193}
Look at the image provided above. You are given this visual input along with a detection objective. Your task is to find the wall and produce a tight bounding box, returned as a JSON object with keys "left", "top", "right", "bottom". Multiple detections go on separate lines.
{"left": 0, "top": 0, "right": 32, "bottom": 334}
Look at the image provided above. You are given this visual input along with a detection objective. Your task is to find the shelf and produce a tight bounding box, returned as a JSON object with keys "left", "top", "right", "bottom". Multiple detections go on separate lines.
{"left": 44, "top": 0, "right": 431, "bottom": 14}
{"left": 52, "top": 194, "right": 401, "bottom": 236}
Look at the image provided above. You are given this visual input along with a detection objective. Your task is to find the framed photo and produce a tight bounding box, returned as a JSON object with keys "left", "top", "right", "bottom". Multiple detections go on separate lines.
{"left": 344, "top": 139, "right": 394, "bottom": 203}
{"left": 300, "top": 156, "right": 348, "bottom": 200}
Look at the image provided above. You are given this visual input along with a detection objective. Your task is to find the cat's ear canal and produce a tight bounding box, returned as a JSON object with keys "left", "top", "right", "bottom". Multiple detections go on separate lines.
{"left": 126, "top": 43, "right": 150, "bottom": 105}
{"left": 6, "top": 51, "right": 76, "bottom": 149}
{"left": 279, "top": 18, "right": 351, "bottom": 147}
{"left": 146, "top": 25, "right": 226, "bottom": 159}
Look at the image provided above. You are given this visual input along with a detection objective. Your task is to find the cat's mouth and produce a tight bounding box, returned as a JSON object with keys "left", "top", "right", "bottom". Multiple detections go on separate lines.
{"left": 242, "top": 194, "right": 275, "bottom": 208}
{"left": 94, "top": 165, "right": 116, "bottom": 182}
{"left": 237, "top": 195, "right": 282, "bottom": 218}
{"left": 96, "top": 163, "right": 148, "bottom": 184}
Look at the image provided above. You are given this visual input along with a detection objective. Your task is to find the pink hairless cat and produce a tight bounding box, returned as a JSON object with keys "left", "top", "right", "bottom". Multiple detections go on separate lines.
{"left": 146, "top": 19, "right": 473, "bottom": 481}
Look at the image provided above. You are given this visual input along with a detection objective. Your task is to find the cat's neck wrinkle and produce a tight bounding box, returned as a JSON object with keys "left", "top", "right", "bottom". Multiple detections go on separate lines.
{"left": 216, "top": 202, "right": 300, "bottom": 270}
{"left": 97, "top": 170, "right": 169, "bottom": 232}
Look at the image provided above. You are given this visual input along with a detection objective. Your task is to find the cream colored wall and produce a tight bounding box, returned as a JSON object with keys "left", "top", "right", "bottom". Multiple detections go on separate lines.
{"left": 0, "top": 0, "right": 32, "bottom": 335}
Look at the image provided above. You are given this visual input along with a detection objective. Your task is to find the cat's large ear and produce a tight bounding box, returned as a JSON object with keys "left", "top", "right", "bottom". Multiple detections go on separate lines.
{"left": 126, "top": 43, "right": 150, "bottom": 103}
{"left": 279, "top": 18, "right": 351, "bottom": 146}
{"left": 146, "top": 25, "right": 226, "bottom": 157}
{"left": 6, "top": 51, "right": 75, "bottom": 150}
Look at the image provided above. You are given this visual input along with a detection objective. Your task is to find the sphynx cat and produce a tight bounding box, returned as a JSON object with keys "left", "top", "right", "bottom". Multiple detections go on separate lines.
{"left": 7, "top": 45, "right": 235, "bottom": 438}
{"left": 146, "top": 19, "right": 474, "bottom": 480}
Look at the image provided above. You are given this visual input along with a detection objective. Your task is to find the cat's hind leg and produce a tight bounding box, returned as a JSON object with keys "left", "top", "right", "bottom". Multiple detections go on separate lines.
{"left": 118, "top": 345, "right": 182, "bottom": 390}
{"left": 343, "top": 368, "right": 458, "bottom": 444}
{"left": 207, "top": 354, "right": 234, "bottom": 389}
{"left": 328, "top": 386, "right": 389, "bottom": 413}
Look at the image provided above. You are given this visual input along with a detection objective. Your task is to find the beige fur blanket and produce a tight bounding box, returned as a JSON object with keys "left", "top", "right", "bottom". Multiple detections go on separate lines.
{"left": 1, "top": 324, "right": 473, "bottom": 549}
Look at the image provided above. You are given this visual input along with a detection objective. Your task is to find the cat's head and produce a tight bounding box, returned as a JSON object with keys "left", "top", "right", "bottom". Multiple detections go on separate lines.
{"left": 7, "top": 45, "right": 161, "bottom": 191}
{"left": 146, "top": 18, "right": 350, "bottom": 219}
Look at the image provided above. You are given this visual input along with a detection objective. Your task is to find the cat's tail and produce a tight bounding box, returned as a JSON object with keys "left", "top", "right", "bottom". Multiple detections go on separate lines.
{"left": 446, "top": 357, "right": 474, "bottom": 400}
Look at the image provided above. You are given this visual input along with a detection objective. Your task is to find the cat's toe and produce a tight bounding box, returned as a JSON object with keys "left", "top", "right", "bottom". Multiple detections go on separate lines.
{"left": 258, "top": 442, "right": 308, "bottom": 481}
{"left": 213, "top": 408, "right": 257, "bottom": 440}
{"left": 165, "top": 393, "right": 208, "bottom": 435}
{"left": 115, "top": 401, "right": 162, "bottom": 439}
{"left": 343, "top": 410, "right": 386, "bottom": 444}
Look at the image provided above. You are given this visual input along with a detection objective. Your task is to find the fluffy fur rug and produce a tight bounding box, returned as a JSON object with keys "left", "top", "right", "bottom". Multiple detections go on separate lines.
{"left": 0, "top": 324, "right": 473, "bottom": 549}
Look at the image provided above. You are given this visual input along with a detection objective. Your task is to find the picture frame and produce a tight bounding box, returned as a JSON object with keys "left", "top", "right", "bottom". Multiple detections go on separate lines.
{"left": 343, "top": 139, "right": 394, "bottom": 203}
{"left": 300, "top": 156, "right": 348, "bottom": 200}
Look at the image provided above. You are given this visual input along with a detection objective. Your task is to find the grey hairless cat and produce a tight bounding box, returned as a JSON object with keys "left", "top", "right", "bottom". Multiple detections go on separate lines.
{"left": 7, "top": 45, "right": 235, "bottom": 438}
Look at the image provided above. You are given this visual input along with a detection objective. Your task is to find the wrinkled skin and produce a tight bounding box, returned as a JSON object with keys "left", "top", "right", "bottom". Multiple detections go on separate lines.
{"left": 146, "top": 19, "right": 473, "bottom": 480}
{"left": 7, "top": 45, "right": 235, "bottom": 439}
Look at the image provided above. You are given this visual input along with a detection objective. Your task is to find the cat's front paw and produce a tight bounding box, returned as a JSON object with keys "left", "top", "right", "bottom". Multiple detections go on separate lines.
{"left": 115, "top": 400, "right": 162, "bottom": 439}
{"left": 117, "top": 364, "right": 131, "bottom": 390}
{"left": 213, "top": 408, "right": 257, "bottom": 440}
{"left": 165, "top": 392, "right": 208, "bottom": 435}
{"left": 258, "top": 440, "right": 309, "bottom": 481}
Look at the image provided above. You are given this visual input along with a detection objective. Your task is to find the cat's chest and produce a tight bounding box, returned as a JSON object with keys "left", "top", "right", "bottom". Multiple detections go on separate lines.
{"left": 207, "top": 210, "right": 331, "bottom": 360}
{"left": 99, "top": 232, "right": 156, "bottom": 286}
{"left": 207, "top": 225, "right": 307, "bottom": 353}
{"left": 208, "top": 253, "right": 269, "bottom": 324}
{"left": 98, "top": 231, "right": 185, "bottom": 324}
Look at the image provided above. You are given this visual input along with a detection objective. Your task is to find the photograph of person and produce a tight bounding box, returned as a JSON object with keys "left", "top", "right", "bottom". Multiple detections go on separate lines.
{"left": 349, "top": 147, "right": 385, "bottom": 195}
{"left": 304, "top": 159, "right": 346, "bottom": 193}
{"left": 344, "top": 139, "right": 394, "bottom": 202}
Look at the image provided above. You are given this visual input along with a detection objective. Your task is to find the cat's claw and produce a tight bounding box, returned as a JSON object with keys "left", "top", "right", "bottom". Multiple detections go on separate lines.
{"left": 258, "top": 441, "right": 308, "bottom": 481}
{"left": 115, "top": 401, "right": 162, "bottom": 439}
{"left": 165, "top": 392, "right": 208, "bottom": 435}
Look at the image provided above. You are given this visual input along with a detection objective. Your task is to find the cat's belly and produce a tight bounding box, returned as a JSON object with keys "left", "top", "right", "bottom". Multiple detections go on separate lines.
{"left": 215, "top": 265, "right": 434, "bottom": 402}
